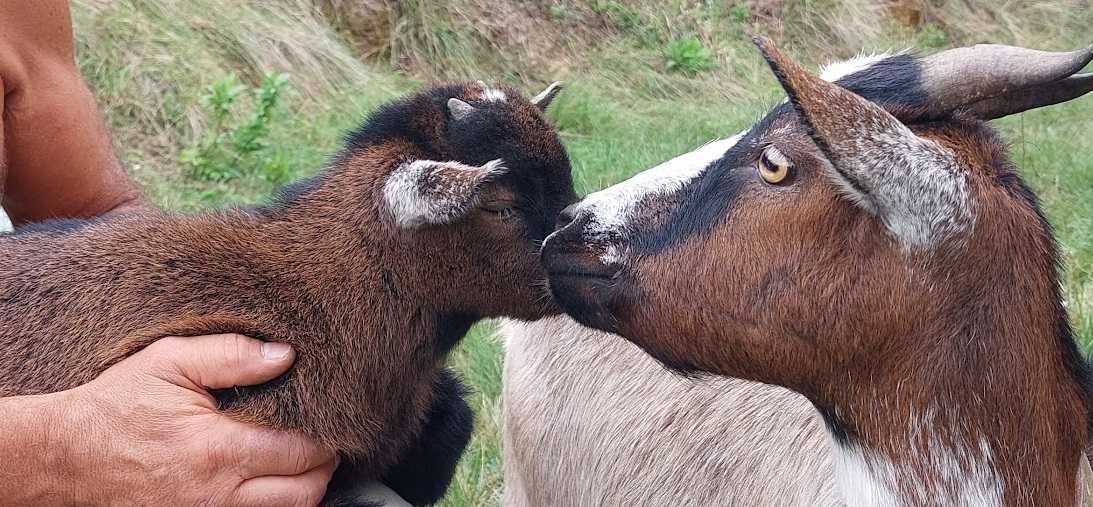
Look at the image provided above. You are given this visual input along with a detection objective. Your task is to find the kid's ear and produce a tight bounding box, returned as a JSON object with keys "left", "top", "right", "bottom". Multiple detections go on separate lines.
{"left": 383, "top": 159, "right": 507, "bottom": 228}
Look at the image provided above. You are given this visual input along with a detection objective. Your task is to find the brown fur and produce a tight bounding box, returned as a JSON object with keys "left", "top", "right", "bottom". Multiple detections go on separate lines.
{"left": 616, "top": 108, "right": 1087, "bottom": 507}
{"left": 0, "top": 82, "right": 574, "bottom": 487}
{"left": 545, "top": 42, "right": 1090, "bottom": 504}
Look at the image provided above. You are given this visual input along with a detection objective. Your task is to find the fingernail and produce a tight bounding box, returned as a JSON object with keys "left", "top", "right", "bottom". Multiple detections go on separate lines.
{"left": 261, "top": 342, "right": 292, "bottom": 360}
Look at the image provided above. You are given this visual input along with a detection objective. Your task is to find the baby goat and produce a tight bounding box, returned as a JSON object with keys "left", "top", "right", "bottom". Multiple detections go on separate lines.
{"left": 0, "top": 81, "right": 574, "bottom": 505}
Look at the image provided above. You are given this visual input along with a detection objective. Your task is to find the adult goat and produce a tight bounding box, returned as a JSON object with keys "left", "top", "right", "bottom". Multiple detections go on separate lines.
{"left": 543, "top": 38, "right": 1093, "bottom": 505}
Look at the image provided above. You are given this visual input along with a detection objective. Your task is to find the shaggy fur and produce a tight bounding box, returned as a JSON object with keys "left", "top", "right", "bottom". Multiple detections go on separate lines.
{"left": 0, "top": 82, "right": 575, "bottom": 504}
{"left": 502, "top": 316, "right": 840, "bottom": 506}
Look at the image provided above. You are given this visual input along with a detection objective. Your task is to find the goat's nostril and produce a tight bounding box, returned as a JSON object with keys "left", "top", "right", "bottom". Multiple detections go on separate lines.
{"left": 557, "top": 203, "right": 580, "bottom": 230}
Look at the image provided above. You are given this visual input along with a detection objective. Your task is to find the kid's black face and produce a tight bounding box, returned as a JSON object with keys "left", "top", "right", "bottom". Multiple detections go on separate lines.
{"left": 342, "top": 81, "right": 576, "bottom": 244}
{"left": 438, "top": 82, "right": 578, "bottom": 243}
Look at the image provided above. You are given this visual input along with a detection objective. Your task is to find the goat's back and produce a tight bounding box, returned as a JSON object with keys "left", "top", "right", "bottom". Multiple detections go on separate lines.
{"left": 0, "top": 212, "right": 267, "bottom": 394}
{"left": 502, "top": 316, "right": 841, "bottom": 506}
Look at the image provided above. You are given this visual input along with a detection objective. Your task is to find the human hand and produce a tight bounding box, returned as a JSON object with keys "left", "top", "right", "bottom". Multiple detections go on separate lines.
{"left": 47, "top": 334, "right": 336, "bottom": 506}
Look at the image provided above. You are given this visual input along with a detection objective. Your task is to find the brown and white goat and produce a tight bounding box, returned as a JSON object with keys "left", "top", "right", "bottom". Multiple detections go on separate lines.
{"left": 0, "top": 81, "right": 574, "bottom": 505}
{"left": 544, "top": 38, "right": 1093, "bottom": 506}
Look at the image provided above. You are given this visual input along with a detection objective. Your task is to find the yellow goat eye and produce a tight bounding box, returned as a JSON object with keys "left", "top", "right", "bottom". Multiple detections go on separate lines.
{"left": 757, "top": 146, "right": 792, "bottom": 184}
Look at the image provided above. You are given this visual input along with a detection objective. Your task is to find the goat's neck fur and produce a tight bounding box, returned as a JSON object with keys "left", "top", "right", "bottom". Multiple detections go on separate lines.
{"left": 271, "top": 142, "right": 441, "bottom": 307}
{"left": 819, "top": 320, "right": 1088, "bottom": 506}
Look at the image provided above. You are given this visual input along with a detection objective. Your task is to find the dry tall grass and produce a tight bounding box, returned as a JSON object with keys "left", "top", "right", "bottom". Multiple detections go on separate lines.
{"left": 70, "top": 0, "right": 404, "bottom": 203}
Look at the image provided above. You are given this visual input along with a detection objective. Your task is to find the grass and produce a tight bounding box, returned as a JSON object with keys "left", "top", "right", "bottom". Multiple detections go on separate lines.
{"left": 45, "top": 1, "right": 1093, "bottom": 505}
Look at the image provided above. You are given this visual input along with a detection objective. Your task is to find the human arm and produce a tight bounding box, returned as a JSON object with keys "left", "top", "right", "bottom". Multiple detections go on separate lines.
{"left": 0, "top": 0, "right": 144, "bottom": 225}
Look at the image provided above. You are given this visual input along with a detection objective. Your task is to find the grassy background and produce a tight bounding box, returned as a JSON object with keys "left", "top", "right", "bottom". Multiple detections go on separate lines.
{"left": 45, "top": 0, "right": 1093, "bottom": 504}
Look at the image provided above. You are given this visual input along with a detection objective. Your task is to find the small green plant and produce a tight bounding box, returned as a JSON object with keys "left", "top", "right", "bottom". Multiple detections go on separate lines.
{"left": 918, "top": 22, "right": 948, "bottom": 49}
{"left": 592, "top": 0, "right": 660, "bottom": 47}
{"left": 181, "top": 72, "right": 291, "bottom": 182}
{"left": 548, "top": 3, "right": 573, "bottom": 22}
{"left": 728, "top": 3, "right": 750, "bottom": 24}
{"left": 664, "top": 36, "right": 715, "bottom": 75}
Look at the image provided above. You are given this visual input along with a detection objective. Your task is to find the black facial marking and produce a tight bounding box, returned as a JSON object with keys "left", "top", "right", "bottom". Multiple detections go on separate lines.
{"left": 629, "top": 104, "right": 787, "bottom": 256}
{"left": 625, "top": 53, "right": 936, "bottom": 255}
{"left": 343, "top": 83, "right": 469, "bottom": 155}
{"left": 272, "top": 83, "right": 576, "bottom": 243}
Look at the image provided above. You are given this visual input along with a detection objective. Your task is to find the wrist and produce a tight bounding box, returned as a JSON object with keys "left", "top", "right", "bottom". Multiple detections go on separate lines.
{"left": 0, "top": 392, "right": 75, "bottom": 503}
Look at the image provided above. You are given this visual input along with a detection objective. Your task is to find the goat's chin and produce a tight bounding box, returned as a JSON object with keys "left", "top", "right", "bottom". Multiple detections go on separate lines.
{"left": 546, "top": 274, "right": 620, "bottom": 334}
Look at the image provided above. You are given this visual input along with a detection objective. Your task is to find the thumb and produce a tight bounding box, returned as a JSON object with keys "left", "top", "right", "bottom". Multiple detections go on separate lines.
{"left": 142, "top": 334, "right": 296, "bottom": 391}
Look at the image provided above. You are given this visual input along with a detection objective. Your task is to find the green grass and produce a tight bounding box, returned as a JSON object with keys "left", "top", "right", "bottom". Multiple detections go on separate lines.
{"left": 60, "top": 1, "right": 1093, "bottom": 505}
{"left": 441, "top": 325, "right": 506, "bottom": 506}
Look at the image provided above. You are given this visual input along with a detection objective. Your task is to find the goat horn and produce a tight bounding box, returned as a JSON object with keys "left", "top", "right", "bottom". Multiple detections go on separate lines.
{"left": 968, "top": 73, "right": 1093, "bottom": 120}
{"left": 532, "top": 81, "right": 564, "bottom": 110}
{"left": 448, "top": 98, "right": 476, "bottom": 121}
{"left": 920, "top": 44, "right": 1093, "bottom": 116}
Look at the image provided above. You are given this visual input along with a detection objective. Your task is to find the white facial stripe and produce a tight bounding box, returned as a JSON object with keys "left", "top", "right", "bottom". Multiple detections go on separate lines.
{"left": 560, "top": 52, "right": 898, "bottom": 249}
{"left": 584, "top": 133, "right": 744, "bottom": 231}
{"left": 548, "top": 132, "right": 744, "bottom": 263}
{"left": 820, "top": 52, "right": 893, "bottom": 82}
{"left": 545, "top": 52, "right": 915, "bottom": 262}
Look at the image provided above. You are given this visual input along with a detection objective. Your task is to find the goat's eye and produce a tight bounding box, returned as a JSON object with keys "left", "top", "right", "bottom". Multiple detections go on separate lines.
{"left": 480, "top": 200, "right": 518, "bottom": 213}
{"left": 480, "top": 200, "right": 522, "bottom": 223}
{"left": 757, "top": 146, "right": 792, "bottom": 185}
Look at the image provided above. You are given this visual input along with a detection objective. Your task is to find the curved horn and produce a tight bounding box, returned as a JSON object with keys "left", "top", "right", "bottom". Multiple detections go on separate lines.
{"left": 532, "top": 81, "right": 564, "bottom": 110}
{"left": 447, "top": 98, "right": 476, "bottom": 121}
{"left": 920, "top": 44, "right": 1093, "bottom": 116}
{"left": 969, "top": 73, "right": 1093, "bottom": 120}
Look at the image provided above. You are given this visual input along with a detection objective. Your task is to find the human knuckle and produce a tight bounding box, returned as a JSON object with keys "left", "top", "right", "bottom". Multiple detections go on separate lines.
{"left": 219, "top": 333, "right": 254, "bottom": 367}
{"left": 201, "top": 436, "right": 237, "bottom": 469}
{"left": 287, "top": 439, "right": 313, "bottom": 474}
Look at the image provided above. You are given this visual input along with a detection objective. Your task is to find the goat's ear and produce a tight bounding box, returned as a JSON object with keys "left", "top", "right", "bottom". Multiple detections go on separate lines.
{"left": 754, "top": 36, "right": 973, "bottom": 248}
{"left": 447, "top": 98, "right": 476, "bottom": 121}
{"left": 532, "top": 81, "right": 564, "bottom": 110}
{"left": 384, "top": 159, "right": 507, "bottom": 229}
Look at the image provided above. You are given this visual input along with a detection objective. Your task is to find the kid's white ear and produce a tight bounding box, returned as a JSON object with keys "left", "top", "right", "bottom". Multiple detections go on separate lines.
{"left": 384, "top": 159, "right": 507, "bottom": 229}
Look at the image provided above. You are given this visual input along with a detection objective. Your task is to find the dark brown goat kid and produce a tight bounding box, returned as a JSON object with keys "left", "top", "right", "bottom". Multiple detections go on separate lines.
{"left": 0, "top": 81, "right": 574, "bottom": 505}
{"left": 545, "top": 38, "right": 1093, "bottom": 505}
